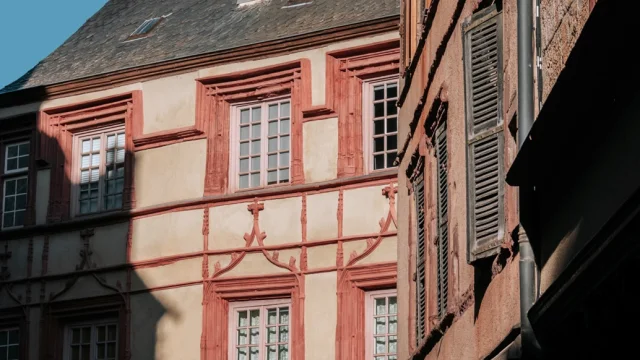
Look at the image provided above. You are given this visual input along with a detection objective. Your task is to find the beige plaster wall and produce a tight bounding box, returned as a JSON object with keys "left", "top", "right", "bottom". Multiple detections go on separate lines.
{"left": 132, "top": 258, "right": 202, "bottom": 291}
{"left": 218, "top": 252, "right": 290, "bottom": 278}
{"left": 131, "top": 209, "right": 204, "bottom": 262}
{"left": 358, "top": 236, "right": 397, "bottom": 265}
{"left": 343, "top": 185, "right": 390, "bottom": 236}
{"left": 3, "top": 237, "right": 31, "bottom": 280}
{"left": 49, "top": 271, "right": 127, "bottom": 302}
{"left": 260, "top": 197, "right": 302, "bottom": 246}
{"left": 134, "top": 139, "right": 206, "bottom": 208}
{"left": 303, "top": 117, "right": 338, "bottom": 183}
{"left": 131, "top": 285, "right": 202, "bottom": 360}
{"left": 142, "top": 72, "right": 197, "bottom": 134}
{"left": 306, "top": 191, "right": 339, "bottom": 241}
{"left": 209, "top": 203, "right": 254, "bottom": 251}
{"left": 306, "top": 244, "right": 338, "bottom": 269}
{"left": 91, "top": 222, "right": 129, "bottom": 267}
{"left": 35, "top": 169, "right": 50, "bottom": 225}
{"left": 304, "top": 272, "right": 337, "bottom": 360}
{"left": 198, "top": 32, "right": 397, "bottom": 106}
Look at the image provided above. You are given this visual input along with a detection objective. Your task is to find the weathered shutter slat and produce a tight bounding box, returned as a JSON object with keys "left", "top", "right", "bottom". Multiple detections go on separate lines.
{"left": 414, "top": 173, "right": 427, "bottom": 342}
{"left": 435, "top": 121, "right": 449, "bottom": 318}
{"left": 464, "top": 6, "right": 504, "bottom": 261}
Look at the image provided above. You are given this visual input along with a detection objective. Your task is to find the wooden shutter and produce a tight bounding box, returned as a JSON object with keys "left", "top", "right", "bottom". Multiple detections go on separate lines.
{"left": 463, "top": 6, "right": 505, "bottom": 262}
{"left": 434, "top": 120, "right": 448, "bottom": 319}
{"left": 413, "top": 172, "right": 426, "bottom": 343}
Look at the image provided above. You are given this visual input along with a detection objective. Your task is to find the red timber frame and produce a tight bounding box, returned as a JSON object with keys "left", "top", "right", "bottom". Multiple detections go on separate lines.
{"left": 38, "top": 92, "right": 141, "bottom": 222}
{"left": 196, "top": 60, "right": 311, "bottom": 196}
{"left": 315, "top": 40, "right": 400, "bottom": 178}
{"left": 0, "top": 113, "right": 37, "bottom": 227}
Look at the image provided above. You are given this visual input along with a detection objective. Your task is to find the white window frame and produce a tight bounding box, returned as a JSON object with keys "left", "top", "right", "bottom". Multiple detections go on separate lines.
{"left": 365, "top": 289, "right": 398, "bottom": 360}
{"left": 2, "top": 140, "right": 30, "bottom": 230}
{"left": 71, "top": 123, "right": 126, "bottom": 217}
{"left": 228, "top": 97, "right": 292, "bottom": 191}
{"left": 63, "top": 320, "right": 118, "bottom": 360}
{"left": 362, "top": 76, "right": 399, "bottom": 174}
{"left": 228, "top": 298, "right": 292, "bottom": 360}
{"left": 4, "top": 141, "right": 29, "bottom": 175}
{"left": 0, "top": 327, "right": 20, "bottom": 360}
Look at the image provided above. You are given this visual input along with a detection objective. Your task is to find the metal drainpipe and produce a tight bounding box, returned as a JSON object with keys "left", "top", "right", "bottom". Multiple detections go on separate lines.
{"left": 517, "top": 0, "right": 541, "bottom": 358}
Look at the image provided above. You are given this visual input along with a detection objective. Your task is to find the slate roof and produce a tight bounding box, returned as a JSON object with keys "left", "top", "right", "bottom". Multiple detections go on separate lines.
{"left": 1, "top": 0, "right": 399, "bottom": 94}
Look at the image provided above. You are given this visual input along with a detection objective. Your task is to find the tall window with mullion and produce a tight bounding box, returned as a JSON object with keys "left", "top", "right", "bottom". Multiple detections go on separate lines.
{"left": 236, "top": 99, "right": 291, "bottom": 190}
{"left": 0, "top": 328, "right": 19, "bottom": 360}
{"left": 2, "top": 141, "right": 29, "bottom": 229}
{"left": 369, "top": 79, "right": 399, "bottom": 171}
{"left": 462, "top": 6, "right": 505, "bottom": 262}
{"left": 65, "top": 322, "right": 118, "bottom": 360}
{"left": 367, "top": 290, "right": 398, "bottom": 360}
{"left": 230, "top": 300, "right": 291, "bottom": 360}
{"left": 76, "top": 127, "right": 125, "bottom": 215}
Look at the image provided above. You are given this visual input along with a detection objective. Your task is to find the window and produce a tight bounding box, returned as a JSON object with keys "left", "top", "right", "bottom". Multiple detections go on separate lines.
{"left": 412, "top": 171, "right": 426, "bottom": 343}
{"left": 64, "top": 322, "right": 117, "bottom": 360}
{"left": 73, "top": 125, "right": 126, "bottom": 215}
{"left": 434, "top": 120, "right": 449, "bottom": 319}
{"left": 364, "top": 78, "right": 399, "bottom": 172}
{"left": 0, "top": 328, "right": 19, "bottom": 360}
{"left": 2, "top": 141, "right": 29, "bottom": 229}
{"left": 463, "top": 6, "right": 505, "bottom": 261}
{"left": 228, "top": 299, "right": 291, "bottom": 360}
{"left": 231, "top": 99, "right": 291, "bottom": 190}
{"left": 366, "top": 290, "right": 397, "bottom": 360}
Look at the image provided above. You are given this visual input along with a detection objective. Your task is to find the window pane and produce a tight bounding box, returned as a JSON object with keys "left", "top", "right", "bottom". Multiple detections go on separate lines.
{"left": 268, "top": 154, "right": 277, "bottom": 169}
{"left": 8, "top": 345, "right": 19, "bottom": 359}
{"left": 0, "top": 330, "right": 7, "bottom": 345}
{"left": 280, "top": 102, "right": 290, "bottom": 117}
{"left": 116, "top": 149, "right": 125, "bottom": 163}
{"left": 374, "top": 317, "right": 386, "bottom": 334}
{"left": 241, "top": 109, "right": 250, "bottom": 124}
{"left": 278, "top": 345, "right": 288, "bottom": 360}
{"left": 240, "top": 142, "right": 249, "bottom": 156}
{"left": 238, "top": 329, "right": 248, "bottom": 345}
{"left": 250, "top": 328, "right": 259, "bottom": 345}
{"left": 374, "top": 137, "right": 384, "bottom": 153}
{"left": 387, "top": 101, "right": 397, "bottom": 116}
{"left": 237, "top": 347, "right": 248, "bottom": 360}
{"left": 18, "top": 155, "right": 29, "bottom": 169}
{"left": 16, "top": 194, "right": 26, "bottom": 210}
{"left": 81, "top": 140, "right": 91, "bottom": 153}
{"left": 251, "top": 107, "right": 261, "bottom": 122}
{"left": 268, "top": 121, "right": 278, "bottom": 136}
{"left": 279, "top": 152, "right": 289, "bottom": 167}
{"left": 250, "top": 310, "right": 260, "bottom": 326}
{"left": 389, "top": 335, "right": 397, "bottom": 353}
{"left": 251, "top": 157, "right": 260, "bottom": 171}
{"left": 14, "top": 211, "right": 25, "bottom": 227}
{"left": 72, "top": 346, "right": 80, "bottom": 360}
{"left": 280, "top": 136, "right": 289, "bottom": 151}
{"left": 388, "top": 316, "right": 397, "bottom": 333}
{"left": 92, "top": 154, "right": 100, "bottom": 167}
{"left": 268, "top": 138, "right": 278, "bottom": 152}
{"left": 117, "top": 133, "right": 125, "bottom": 148}
{"left": 250, "top": 347, "right": 259, "bottom": 360}
{"left": 240, "top": 126, "right": 250, "bottom": 140}
{"left": 279, "top": 326, "right": 289, "bottom": 342}
{"left": 251, "top": 140, "right": 261, "bottom": 155}
{"left": 374, "top": 120, "right": 385, "bottom": 135}
{"left": 252, "top": 124, "right": 261, "bottom": 139}
{"left": 251, "top": 173, "right": 260, "bottom": 187}
{"left": 240, "top": 158, "right": 249, "bottom": 172}
{"left": 106, "top": 150, "right": 115, "bottom": 165}
{"left": 268, "top": 309, "right": 277, "bottom": 325}
{"left": 267, "top": 170, "right": 277, "bottom": 185}
{"left": 388, "top": 135, "right": 397, "bottom": 151}
{"left": 238, "top": 311, "right": 248, "bottom": 327}
{"left": 389, "top": 296, "right": 397, "bottom": 314}
{"left": 98, "top": 343, "right": 106, "bottom": 359}
{"left": 374, "top": 85, "right": 385, "bottom": 100}
{"left": 107, "top": 343, "right": 116, "bottom": 358}
{"left": 375, "top": 298, "right": 386, "bottom": 315}
{"left": 107, "top": 135, "right": 116, "bottom": 149}
{"left": 269, "top": 104, "right": 279, "bottom": 119}
{"left": 387, "top": 84, "right": 397, "bottom": 98}
{"left": 386, "top": 152, "right": 397, "bottom": 168}
{"left": 4, "top": 196, "right": 14, "bottom": 211}
{"left": 280, "top": 119, "right": 290, "bottom": 134}
{"left": 81, "top": 155, "right": 91, "bottom": 168}
{"left": 267, "top": 346, "right": 277, "bottom": 360}
{"left": 7, "top": 144, "right": 18, "bottom": 157}
{"left": 374, "top": 155, "right": 384, "bottom": 170}
{"left": 279, "top": 169, "right": 289, "bottom": 183}
{"left": 18, "top": 143, "right": 28, "bottom": 155}
{"left": 6, "top": 158, "right": 17, "bottom": 171}
{"left": 279, "top": 307, "right": 289, "bottom": 324}
{"left": 5, "top": 179, "right": 15, "bottom": 195}
{"left": 374, "top": 102, "right": 384, "bottom": 118}
{"left": 239, "top": 175, "right": 249, "bottom": 189}
{"left": 266, "top": 326, "right": 277, "bottom": 343}
{"left": 374, "top": 336, "right": 386, "bottom": 354}
{"left": 3, "top": 213, "right": 14, "bottom": 228}
{"left": 387, "top": 117, "right": 397, "bottom": 133}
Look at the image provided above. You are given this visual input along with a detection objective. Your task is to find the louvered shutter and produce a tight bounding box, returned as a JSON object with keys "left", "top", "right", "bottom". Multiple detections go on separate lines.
{"left": 413, "top": 173, "right": 427, "bottom": 343}
{"left": 463, "top": 7, "right": 505, "bottom": 262}
{"left": 435, "top": 121, "right": 449, "bottom": 319}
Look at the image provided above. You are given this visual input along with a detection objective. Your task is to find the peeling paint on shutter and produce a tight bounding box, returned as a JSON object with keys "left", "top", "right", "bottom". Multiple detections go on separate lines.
{"left": 435, "top": 120, "right": 449, "bottom": 319}
{"left": 414, "top": 172, "right": 427, "bottom": 343}
{"left": 463, "top": 6, "right": 504, "bottom": 262}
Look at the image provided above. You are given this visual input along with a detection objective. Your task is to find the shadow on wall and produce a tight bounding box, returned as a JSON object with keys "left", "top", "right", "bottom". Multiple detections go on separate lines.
{"left": 0, "top": 105, "right": 174, "bottom": 360}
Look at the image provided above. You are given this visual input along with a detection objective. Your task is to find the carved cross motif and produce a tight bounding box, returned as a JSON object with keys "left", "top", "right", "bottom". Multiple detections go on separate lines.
{"left": 0, "top": 243, "right": 12, "bottom": 281}
{"left": 77, "top": 228, "right": 96, "bottom": 271}
{"left": 382, "top": 183, "right": 398, "bottom": 205}
{"left": 247, "top": 198, "right": 265, "bottom": 219}
{"left": 244, "top": 198, "right": 266, "bottom": 247}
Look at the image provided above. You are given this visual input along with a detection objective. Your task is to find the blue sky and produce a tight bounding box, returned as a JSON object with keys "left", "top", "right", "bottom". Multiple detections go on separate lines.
{"left": 0, "top": 0, "right": 107, "bottom": 88}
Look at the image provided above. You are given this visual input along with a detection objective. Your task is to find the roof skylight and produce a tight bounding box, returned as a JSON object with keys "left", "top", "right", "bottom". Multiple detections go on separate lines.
{"left": 129, "top": 17, "right": 161, "bottom": 38}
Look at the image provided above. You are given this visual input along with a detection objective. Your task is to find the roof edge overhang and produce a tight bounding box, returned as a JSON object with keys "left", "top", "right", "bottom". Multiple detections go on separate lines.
{"left": 506, "top": 0, "right": 638, "bottom": 188}
{"left": 0, "top": 15, "right": 399, "bottom": 108}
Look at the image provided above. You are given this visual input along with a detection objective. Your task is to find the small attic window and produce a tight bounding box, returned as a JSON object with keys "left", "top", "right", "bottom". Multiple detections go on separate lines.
{"left": 129, "top": 17, "right": 161, "bottom": 39}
